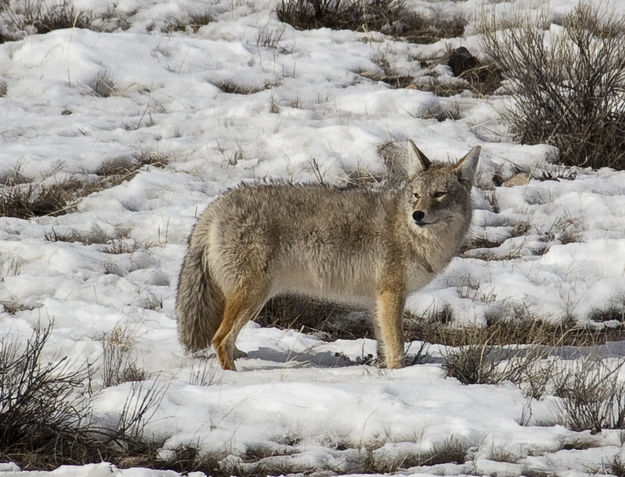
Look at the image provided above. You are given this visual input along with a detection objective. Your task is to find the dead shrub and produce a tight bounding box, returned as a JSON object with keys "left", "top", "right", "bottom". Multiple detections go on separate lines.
{"left": 277, "top": 0, "right": 466, "bottom": 44}
{"left": 0, "top": 323, "right": 91, "bottom": 452}
{"left": 277, "top": 0, "right": 405, "bottom": 32}
{"left": 552, "top": 356, "right": 625, "bottom": 433}
{"left": 478, "top": 3, "right": 625, "bottom": 169}
{"left": 0, "top": 323, "right": 167, "bottom": 470}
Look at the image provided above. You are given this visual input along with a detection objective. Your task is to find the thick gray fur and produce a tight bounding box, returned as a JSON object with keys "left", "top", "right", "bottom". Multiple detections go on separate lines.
{"left": 177, "top": 143, "right": 480, "bottom": 370}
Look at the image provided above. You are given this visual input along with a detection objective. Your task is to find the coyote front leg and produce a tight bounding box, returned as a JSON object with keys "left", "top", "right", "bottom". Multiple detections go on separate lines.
{"left": 375, "top": 288, "right": 406, "bottom": 369}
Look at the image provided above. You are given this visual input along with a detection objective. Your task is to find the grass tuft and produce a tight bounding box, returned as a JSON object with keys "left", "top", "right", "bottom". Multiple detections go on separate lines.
{"left": 160, "top": 11, "right": 213, "bottom": 34}
{"left": 101, "top": 324, "right": 146, "bottom": 388}
{"left": 0, "top": 0, "right": 91, "bottom": 42}
{"left": 213, "top": 80, "right": 273, "bottom": 95}
{"left": 0, "top": 177, "right": 82, "bottom": 218}
{"left": 608, "top": 453, "right": 625, "bottom": 477}
{"left": 87, "top": 71, "right": 116, "bottom": 97}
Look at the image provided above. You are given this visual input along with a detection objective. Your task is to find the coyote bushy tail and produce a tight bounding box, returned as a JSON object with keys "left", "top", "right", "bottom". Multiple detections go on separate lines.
{"left": 176, "top": 229, "right": 224, "bottom": 353}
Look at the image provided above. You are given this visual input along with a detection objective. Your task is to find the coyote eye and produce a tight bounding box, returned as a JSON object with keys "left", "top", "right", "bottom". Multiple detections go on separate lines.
{"left": 432, "top": 191, "right": 446, "bottom": 199}
{"left": 413, "top": 192, "right": 420, "bottom": 199}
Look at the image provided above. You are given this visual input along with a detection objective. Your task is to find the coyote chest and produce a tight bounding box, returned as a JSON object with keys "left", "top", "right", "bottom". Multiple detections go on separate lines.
{"left": 405, "top": 260, "right": 436, "bottom": 293}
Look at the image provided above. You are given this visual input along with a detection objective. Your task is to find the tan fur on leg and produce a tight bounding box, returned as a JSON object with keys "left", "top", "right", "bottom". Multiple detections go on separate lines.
{"left": 375, "top": 289, "right": 406, "bottom": 369}
{"left": 212, "top": 289, "right": 266, "bottom": 370}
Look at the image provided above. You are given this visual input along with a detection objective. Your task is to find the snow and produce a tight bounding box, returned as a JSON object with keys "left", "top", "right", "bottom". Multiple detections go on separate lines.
{"left": 2, "top": 0, "right": 625, "bottom": 475}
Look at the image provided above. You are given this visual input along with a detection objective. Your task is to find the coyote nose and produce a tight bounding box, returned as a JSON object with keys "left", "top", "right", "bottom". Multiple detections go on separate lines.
{"left": 413, "top": 210, "right": 425, "bottom": 222}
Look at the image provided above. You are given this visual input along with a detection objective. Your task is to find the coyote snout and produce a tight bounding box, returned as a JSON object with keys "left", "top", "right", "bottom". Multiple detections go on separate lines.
{"left": 412, "top": 210, "right": 426, "bottom": 224}
{"left": 177, "top": 140, "right": 480, "bottom": 371}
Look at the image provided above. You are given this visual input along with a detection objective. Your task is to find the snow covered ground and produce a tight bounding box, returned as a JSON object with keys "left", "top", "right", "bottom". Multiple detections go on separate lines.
{"left": 2, "top": 0, "right": 625, "bottom": 475}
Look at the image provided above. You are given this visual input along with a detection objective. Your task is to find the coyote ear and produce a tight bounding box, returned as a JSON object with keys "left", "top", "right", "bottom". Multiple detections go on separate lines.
{"left": 406, "top": 140, "right": 431, "bottom": 178}
{"left": 455, "top": 146, "right": 481, "bottom": 185}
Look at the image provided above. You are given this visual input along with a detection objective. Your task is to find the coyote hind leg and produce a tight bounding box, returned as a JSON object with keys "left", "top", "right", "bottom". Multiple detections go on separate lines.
{"left": 212, "top": 288, "right": 267, "bottom": 371}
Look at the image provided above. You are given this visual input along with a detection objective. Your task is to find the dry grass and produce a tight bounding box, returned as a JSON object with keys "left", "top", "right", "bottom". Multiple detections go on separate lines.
{"left": 256, "top": 23, "right": 287, "bottom": 49}
{"left": 364, "top": 435, "right": 469, "bottom": 473}
{"left": 0, "top": 0, "right": 91, "bottom": 41}
{"left": 188, "top": 359, "right": 220, "bottom": 386}
{"left": 160, "top": 11, "right": 213, "bottom": 34}
{"left": 434, "top": 318, "right": 564, "bottom": 392}
{"left": 609, "top": 454, "right": 625, "bottom": 477}
{"left": 425, "top": 436, "right": 469, "bottom": 465}
{"left": 366, "top": 47, "right": 501, "bottom": 98}
{"left": 256, "top": 294, "right": 625, "bottom": 352}
{"left": 256, "top": 294, "right": 372, "bottom": 341}
{"left": 87, "top": 71, "right": 116, "bottom": 97}
{"left": 406, "top": 317, "right": 625, "bottom": 348}
{"left": 94, "top": 152, "right": 168, "bottom": 188}
{"left": 0, "top": 154, "right": 166, "bottom": 219}
{"left": 552, "top": 356, "right": 625, "bottom": 433}
{"left": 0, "top": 177, "right": 83, "bottom": 218}
{"left": 277, "top": 0, "right": 465, "bottom": 44}
{"left": 212, "top": 80, "right": 273, "bottom": 95}
{"left": 277, "top": 0, "right": 405, "bottom": 33}
{"left": 0, "top": 1, "right": 141, "bottom": 39}
{"left": 362, "top": 54, "right": 416, "bottom": 89}
{"left": 101, "top": 324, "right": 146, "bottom": 388}
{"left": 88, "top": 4, "right": 134, "bottom": 32}
{"left": 44, "top": 227, "right": 122, "bottom": 245}
{"left": 478, "top": 2, "right": 625, "bottom": 169}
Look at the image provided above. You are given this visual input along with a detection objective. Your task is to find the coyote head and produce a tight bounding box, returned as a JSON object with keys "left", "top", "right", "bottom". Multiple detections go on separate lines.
{"left": 403, "top": 140, "right": 481, "bottom": 231}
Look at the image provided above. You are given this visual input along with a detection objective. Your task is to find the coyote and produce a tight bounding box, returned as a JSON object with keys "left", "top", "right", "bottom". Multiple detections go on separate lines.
{"left": 177, "top": 142, "right": 480, "bottom": 370}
